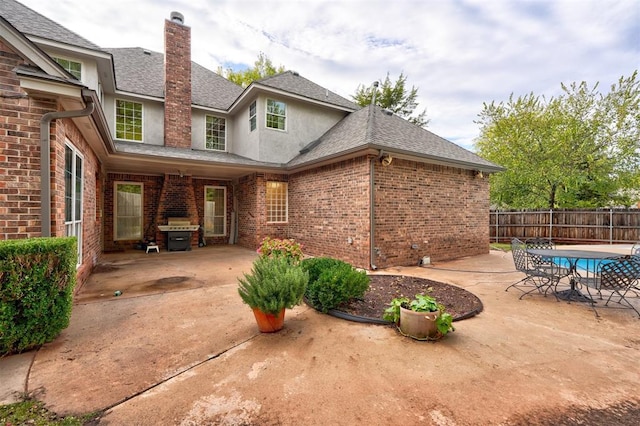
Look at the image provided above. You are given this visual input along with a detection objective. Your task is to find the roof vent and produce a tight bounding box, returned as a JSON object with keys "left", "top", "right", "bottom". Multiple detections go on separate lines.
{"left": 170, "top": 11, "right": 184, "bottom": 24}
{"left": 292, "top": 71, "right": 299, "bottom": 76}
{"left": 143, "top": 49, "right": 151, "bottom": 55}
{"left": 382, "top": 109, "right": 393, "bottom": 116}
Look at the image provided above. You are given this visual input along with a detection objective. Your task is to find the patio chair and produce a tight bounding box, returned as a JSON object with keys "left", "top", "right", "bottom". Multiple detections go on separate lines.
{"left": 506, "top": 238, "right": 566, "bottom": 299}
{"left": 631, "top": 242, "right": 640, "bottom": 258}
{"left": 525, "top": 238, "right": 571, "bottom": 279}
{"left": 590, "top": 255, "right": 640, "bottom": 317}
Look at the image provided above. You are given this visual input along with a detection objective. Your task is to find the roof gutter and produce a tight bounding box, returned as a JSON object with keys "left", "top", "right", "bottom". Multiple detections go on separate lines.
{"left": 40, "top": 94, "right": 95, "bottom": 237}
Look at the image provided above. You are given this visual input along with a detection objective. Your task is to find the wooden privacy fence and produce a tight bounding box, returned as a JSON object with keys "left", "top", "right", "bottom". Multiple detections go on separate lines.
{"left": 490, "top": 209, "right": 640, "bottom": 244}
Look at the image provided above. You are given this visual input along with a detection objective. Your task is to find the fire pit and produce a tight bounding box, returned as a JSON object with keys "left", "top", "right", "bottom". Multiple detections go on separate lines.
{"left": 158, "top": 218, "right": 200, "bottom": 251}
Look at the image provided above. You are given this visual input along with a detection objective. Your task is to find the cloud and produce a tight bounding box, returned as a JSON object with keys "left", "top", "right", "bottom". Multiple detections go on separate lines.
{"left": 18, "top": 0, "right": 639, "bottom": 150}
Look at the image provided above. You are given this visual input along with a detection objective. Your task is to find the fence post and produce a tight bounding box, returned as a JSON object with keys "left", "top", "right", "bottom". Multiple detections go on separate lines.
{"left": 549, "top": 209, "right": 553, "bottom": 240}
{"left": 609, "top": 208, "right": 613, "bottom": 244}
{"left": 495, "top": 210, "right": 499, "bottom": 243}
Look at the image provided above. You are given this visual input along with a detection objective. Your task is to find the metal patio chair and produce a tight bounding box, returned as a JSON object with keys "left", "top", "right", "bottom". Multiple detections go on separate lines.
{"left": 506, "top": 238, "right": 566, "bottom": 299}
{"left": 525, "top": 238, "right": 572, "bottom": 282}
{"left": 631, "top": 242, "right": 640, "bottom": 258}
{"left": 598, "top": 255, "right": 640, "bottom": 317}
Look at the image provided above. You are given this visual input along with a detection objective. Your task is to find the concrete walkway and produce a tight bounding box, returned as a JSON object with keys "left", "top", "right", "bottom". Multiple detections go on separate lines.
{"left": 1, "top": 245, "right": 639, "bottom": 424}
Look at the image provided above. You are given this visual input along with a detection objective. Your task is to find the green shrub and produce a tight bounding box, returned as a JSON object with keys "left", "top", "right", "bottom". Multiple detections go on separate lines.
{"left": 302, "top": 258, "right": 370, "bottom": 313}
{"left": 238, "top": 256, "right": 309, "bottom": 315}
{"left": 0, "top": 237, "right": 77, "bottom": 355}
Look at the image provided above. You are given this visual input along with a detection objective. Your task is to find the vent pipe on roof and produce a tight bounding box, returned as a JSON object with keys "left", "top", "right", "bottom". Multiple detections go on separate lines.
{"left": 170, "top": 11, "right": 184, "bottom": 24}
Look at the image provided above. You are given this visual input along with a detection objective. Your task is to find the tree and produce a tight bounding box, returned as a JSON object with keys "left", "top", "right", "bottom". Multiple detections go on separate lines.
{"left": 352, "top": 72, "right": 429, "bottom": 127}
{"left": 217, "top": 52, "right": 285, "bottom": 87}
{"left": 475, "top": 71, "right": 640, "bottom": 209}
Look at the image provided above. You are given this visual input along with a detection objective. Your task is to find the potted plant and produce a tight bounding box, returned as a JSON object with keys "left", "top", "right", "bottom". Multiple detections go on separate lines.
{"left": 383, "top": 293, "right": 454, "bottom": 340}
{"left": 238, "top": 238, "right": 308, "bottom": 332}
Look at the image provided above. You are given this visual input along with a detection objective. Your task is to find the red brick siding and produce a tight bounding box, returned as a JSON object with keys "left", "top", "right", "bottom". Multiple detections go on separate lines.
{"left": 288, "top": 157, "right": 371, "bottom": 268}
{"left": 163, "top": 18, "right": 191, "bottom": 149}
{"left": 373, "top": 158, "right": 489, "bottom": 268}
{"left": 0, "top": 40, "right": 103, "bottom": 289}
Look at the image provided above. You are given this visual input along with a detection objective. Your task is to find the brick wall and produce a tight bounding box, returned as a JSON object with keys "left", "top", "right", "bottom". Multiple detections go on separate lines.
{"left": 373, "top": 158, "right": 490, "bottom": 268}
{"left": 288, "top": 157, "right": 371, "bottom": 268}
{"left": 0, "top": 40, "right": 104, "bottom": 289}
{"left": 0, "top": 41, "right": 54, "bottom": 240}
{"left": 163, "top": 16, "right": 192, "bottom": 149}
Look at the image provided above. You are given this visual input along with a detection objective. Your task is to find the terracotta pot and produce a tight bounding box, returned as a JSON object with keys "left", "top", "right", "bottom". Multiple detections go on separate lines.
{"left": 251, "top": 307, "right": 285, "bottom": 333}
{"left": 399, "top": 306, "right": 439, "bottom": 339}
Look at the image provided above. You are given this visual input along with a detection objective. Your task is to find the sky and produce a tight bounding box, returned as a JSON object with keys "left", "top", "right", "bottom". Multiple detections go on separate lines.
{"left": 15, "top": 0, "right": 640, "bottom": 150}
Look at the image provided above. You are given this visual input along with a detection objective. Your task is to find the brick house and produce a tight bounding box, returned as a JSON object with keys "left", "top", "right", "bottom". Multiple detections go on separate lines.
{"left": 0, "top": 0, "right": 502, "bottom": 289}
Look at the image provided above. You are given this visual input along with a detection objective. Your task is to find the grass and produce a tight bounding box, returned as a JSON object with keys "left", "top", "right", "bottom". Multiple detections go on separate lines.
{"left": 490, "top": 243, "right": 511, "bottom": 251}
{"left": 0, "top": 398, "right": 101, "bottom": 425}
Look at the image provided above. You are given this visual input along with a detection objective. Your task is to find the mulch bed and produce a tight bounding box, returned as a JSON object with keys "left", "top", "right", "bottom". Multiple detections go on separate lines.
{"left": 331, "top": 275, "right": 483, "bottom": 322}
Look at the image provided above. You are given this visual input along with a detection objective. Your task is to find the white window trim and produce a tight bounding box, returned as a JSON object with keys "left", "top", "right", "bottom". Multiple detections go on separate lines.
{"left": 266, "top": 181, "right": 288, "bottom": 224}
{"left": 114, "top": 99, "right": 144, "bottom": 142}
{"left": 204, "top": 115, "right": 227, "bottom": 151}
{"left": 249, "top": 100, "right": 257, "bottom": 132}
{"left": 265, "top": 98, "right": 287, "bottom": 132}
{"left": 204, "top": 186, "right": 227, "bottom": 236}
{"left": 113, "top": 181, "right": 144, "bottom": 241}
{"left": 64, "top": 140, "right": 83, "bottom": 267}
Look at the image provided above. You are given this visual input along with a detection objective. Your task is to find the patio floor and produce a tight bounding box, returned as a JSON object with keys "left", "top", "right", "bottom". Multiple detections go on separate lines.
{"left": 2, "top": 244, "right": 640, "bottom": 424}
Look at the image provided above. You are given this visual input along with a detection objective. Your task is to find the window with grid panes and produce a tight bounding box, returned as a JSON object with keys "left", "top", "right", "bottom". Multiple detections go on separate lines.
{"left": 115, "top": 99, "right": 143, "bottom": 141}
{"left": 266, "top": 181, "right": 288, "bottom": 223}
{"left": 54, "top": 57, "right": 82, "bottom": 80}
{"left": 249, "top": 101, "right": 257, "bottom": 131}
{"left": 266, "top": 99, "right": 286, "bottom": 130}
{"left": 205, "top": 116, "right": 226, "bottom": 151}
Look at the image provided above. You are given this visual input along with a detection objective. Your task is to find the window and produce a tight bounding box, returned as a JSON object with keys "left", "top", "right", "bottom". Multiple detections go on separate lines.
{"left": 65, "top": 142, "right": 83, "bottom": 265}
{"left": 204, "top": 186, "right": 226, "bottom": 236}
{"left": 115, "top": 99, "right": 143, "bottom": 142}
{"left": 249, "top": 101, "right": 257, "bottom": 131}
{"left": 54, "top": 57, "right": 82, "bottom": 80}
{"left": 114, "top": 182, "right": 143, "bottom": 240}
{"left": 266, "top": 99, "right": 286, "bottom": 130}
{"left": 205, "top": 116, "right": 226, "bottom": 151}
{"left": 266, "top": 181, "right": 288, "bottom": 223}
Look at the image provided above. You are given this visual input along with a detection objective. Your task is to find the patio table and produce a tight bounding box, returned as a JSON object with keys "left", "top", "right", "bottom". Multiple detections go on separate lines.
{"left": 527, "top": 249, "right": 620, "bottom": 302}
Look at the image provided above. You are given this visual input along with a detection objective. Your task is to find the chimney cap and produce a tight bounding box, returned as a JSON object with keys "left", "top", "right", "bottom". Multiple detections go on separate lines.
{"left": 170, "top": 11, "right": 184, "bottom": 24}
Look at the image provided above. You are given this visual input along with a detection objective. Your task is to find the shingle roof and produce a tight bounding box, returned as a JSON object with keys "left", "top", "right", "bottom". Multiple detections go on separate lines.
{"left": 256, "top": 71, "right": 357, "bottom": 110}
{"left": 288, "top": 105, "right": 502, "bottom": 171}
{"left": 0, "top": 0, "right": 101, "bottom": 51}
{"left": 106, "top": 47, "right": 243, "bottom": 110}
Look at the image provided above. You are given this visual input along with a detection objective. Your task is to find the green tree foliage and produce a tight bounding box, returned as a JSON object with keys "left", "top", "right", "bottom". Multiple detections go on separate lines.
{"left": 218, "top": 52, "right": 285, "bottom": 88}
{"left": 352, "top": 72, "right": 429, "bottom": 127}
{"left": 475, "top": 71, "right": 640, "bottom": 209}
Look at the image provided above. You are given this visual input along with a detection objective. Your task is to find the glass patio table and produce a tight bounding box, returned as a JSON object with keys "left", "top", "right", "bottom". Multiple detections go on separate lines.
{"left": 526, "top": 249, "right": 620, "bottom": 302}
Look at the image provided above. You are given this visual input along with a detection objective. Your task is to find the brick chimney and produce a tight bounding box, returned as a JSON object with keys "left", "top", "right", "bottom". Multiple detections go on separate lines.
{"left": 164, "top": 11, "right": 192, "bottom": 148}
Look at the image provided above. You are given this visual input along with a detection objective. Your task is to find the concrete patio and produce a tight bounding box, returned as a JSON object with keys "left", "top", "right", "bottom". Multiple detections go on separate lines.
{"left": 1, "top": 244, "right": 639, "bottom": 425}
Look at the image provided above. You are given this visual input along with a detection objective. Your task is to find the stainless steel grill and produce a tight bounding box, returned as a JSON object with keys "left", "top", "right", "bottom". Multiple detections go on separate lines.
{"left": 158, "top": 218, "right": 199, "bottom": 251}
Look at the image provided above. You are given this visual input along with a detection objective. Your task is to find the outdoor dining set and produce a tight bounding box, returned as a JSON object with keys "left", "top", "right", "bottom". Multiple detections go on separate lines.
{"left": 507, "top": 238, "right": 640, "bottom": 317}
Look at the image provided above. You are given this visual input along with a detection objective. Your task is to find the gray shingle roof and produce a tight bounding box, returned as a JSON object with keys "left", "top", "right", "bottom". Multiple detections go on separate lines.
{"left": 106, "top": 47, "right": 243, "bottom": 110}
{"left": 288, "top": 105, "right": 502, "bottom": 171}
{"left": 0, "top": 0, "right": 101, "bottom": 51}
{"left": 256, "top": 71, "right": 357, "bottom": 110}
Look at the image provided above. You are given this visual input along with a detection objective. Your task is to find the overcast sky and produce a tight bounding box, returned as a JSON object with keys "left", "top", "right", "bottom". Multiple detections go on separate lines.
{"left": 15, "top": 0, "right": 640, "bottom": 150}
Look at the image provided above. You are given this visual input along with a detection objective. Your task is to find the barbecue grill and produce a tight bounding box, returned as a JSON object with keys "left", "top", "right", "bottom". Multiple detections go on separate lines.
{"left": 158, "top": 218, "right": 200, "bottom": 251}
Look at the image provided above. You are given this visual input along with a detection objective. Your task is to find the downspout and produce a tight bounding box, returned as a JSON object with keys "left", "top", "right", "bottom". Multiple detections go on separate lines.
{"left": 368, "top": 82, "right": 379, "bottom": 270}
{"left": 40, "top": 93, "right": 95, "bottom": 237}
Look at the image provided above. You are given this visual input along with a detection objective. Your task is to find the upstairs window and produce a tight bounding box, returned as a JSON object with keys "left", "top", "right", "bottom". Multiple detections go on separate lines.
{"left": 115, "top": 100, "right": 143, "bottom": 142}
{"left": 205, "top": 116, "right": 226, "bottom": 151}
{"left": 249, "top": 101, "right": 257, "bottom": 131}
{"left": 266, "top": 99, "right": 286, "bottom": 131}
{"left": 266, "top": 181, "right": 288, "bottom": 223}
{"left": 54, "top": 57, "right": 82, "bottom": 80}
